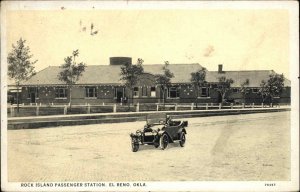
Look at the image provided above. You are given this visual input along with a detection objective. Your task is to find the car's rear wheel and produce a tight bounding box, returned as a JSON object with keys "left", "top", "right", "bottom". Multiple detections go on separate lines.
{"left": 160, "top": 134, "right": 169, "bottom": 150}
{"left": 179, "top": 132, "right": 186, "bottom": 147}
{"left": 131, "top": 139, "right": 139, "bottom": 152}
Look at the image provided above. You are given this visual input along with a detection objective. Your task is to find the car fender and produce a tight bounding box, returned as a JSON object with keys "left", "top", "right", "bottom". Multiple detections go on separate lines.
{"left": 178, "top": 128, "right": 187, "bottom": 135}
{"left": 158, "top": 131, "right": 173, "bottom": 142}
{"left": 182, "top": 121, "right": 188, "bottom": 127}
{"left": 158, "top": 130, "right": 166, "bottom": 136}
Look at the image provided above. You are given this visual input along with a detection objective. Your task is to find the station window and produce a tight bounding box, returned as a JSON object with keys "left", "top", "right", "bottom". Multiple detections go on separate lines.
{"left": 252, "top": 88, "right": 259, "bottom": 93}
{"left": 55, "top": 87, "right": 67, "bottom": 98}
{"left": 27, "top": 87, "right": 39, "bottom": 98}
{"left": 85, "top": 87, "right": 97, "bottom": 98}
{"left": 150, "top": 87, "right": 156, "bottom": 97}
{"left": 168, "top": 87, "right": 180, "bottom": 98}
{"left": 133, "top": 87, "right": 139, "bottom": 97}
{"left": 200, "top": 87, "right": 210, "bottom": 97}
{"left": 232, "top": 88, "right": 239, "bottom": 93}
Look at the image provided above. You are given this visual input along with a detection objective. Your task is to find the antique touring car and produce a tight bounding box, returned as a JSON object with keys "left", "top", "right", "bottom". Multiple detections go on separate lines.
{"left": 130, "top": 113, "right": 188, "bottom": 152}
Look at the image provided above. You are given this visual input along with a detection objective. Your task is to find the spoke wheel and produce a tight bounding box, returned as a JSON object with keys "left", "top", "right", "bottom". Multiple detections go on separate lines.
{"left": 179, "top": 132, "right": 186, "bottom": 147}
{"left": 160, "top": 134, "right": 169, "bottom": 150}
{"left": 131, "top": 139, "right": 139, "bottom": 152}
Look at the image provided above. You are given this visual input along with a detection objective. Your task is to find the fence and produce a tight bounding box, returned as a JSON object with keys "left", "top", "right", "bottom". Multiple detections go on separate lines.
{"left": 7, "top": 102, "right": 290, "bottom": 117}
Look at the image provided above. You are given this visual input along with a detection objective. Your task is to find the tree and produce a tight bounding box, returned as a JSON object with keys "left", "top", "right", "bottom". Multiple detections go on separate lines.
{"left": 239, "top": 79, "right": 250, "bottom": 103}
{"left": 216, "top": 76, "right": 234, "bottom": 104}
{"left": 58, "top": 50, "right": 86, "bottom": 111}
{"left": 258, "top": 80, "right": 269, "bottom": 104}
{"left": 258, "top": 73, "right": 285, "bottom": 104}
{"left": 8, "top": 38, "right": 37, "bottom": 113}
{"left": 190, "top": 67, "right": 207, "bottom": 107}
{"left": 155, "top": 61, "right": 174, "bottom": 108}
{"left": 267, "top": 73, "right": 285, "bottom": 103}
{"left": 120, "top": 58, "right": 144, "bottom": 109}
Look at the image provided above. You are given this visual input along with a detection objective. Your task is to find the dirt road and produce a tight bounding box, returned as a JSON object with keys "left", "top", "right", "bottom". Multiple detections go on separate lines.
{"left": 7, "top": 111, "right": 290, "bottom": 181}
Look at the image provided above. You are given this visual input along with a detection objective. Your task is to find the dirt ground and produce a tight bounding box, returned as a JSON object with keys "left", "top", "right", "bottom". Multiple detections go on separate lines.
{"left": 7, "top": 111, "right": 290, "bottom": 181}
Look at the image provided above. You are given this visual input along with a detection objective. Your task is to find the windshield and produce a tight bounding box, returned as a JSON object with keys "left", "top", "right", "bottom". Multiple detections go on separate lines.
{"left": 146, "top": 113, "right": 167, "bottom": 125}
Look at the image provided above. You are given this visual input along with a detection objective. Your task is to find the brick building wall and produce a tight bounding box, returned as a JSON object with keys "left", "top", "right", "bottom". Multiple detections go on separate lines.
{"left": 18, "top": 72, "right": 291, "bottom": 105}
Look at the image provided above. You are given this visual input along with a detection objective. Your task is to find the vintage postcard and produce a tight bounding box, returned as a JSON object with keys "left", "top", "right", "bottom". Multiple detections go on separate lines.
{"left": 1, "top": 1, "right": 299, "bottom": 191}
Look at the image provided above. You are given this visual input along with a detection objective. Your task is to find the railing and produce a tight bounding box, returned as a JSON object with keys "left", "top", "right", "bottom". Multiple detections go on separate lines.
{"left": 7, "top": 102, "right": 290, "bottom": 117}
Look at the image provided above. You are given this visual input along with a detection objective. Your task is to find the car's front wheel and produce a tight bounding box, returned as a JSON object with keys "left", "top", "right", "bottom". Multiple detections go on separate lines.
{"left": 160, "top": 133, "right": 169, "bottom": 150}
{"left": 131, "top": 139, "right": 139, "bottom": 152}
{"left": 179, "top": 132, "right": 186, "bottom": 147}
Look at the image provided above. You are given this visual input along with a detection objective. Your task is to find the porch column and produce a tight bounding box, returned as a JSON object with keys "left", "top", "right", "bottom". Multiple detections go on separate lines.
{"left": 64, "top": 105, "right": 67, "bottom": 115}
{"left": 136, "top": 102, "right": 139, "bottom": 112}
{"left": 113, "top": 104, "right": 117, "bottom": 113}
{"left": 87, "top": 104, "right": 91, "bottom": 114}
{"left": 10, "top": 106, "right": 14, "bottom": 117}
{"left": 36, "top": 106, "right": 39, "bottom": 116}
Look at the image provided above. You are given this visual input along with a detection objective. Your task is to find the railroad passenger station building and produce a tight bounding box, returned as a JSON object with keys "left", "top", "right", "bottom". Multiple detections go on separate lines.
{"left": 8, "top": 57, "right": 291, "bottom": 105}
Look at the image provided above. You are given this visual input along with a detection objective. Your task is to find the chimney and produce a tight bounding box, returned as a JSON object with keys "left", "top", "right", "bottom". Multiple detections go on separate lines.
{"left": 218, "top": 64, "right": 223, "bottom": 73}
{"left": 110, "top": 57, "right": 132, "bottom": 65}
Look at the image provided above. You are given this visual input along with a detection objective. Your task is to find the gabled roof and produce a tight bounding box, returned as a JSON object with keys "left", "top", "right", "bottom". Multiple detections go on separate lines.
{"left": 15, "top": 63, "right": 291, "bottom": 87}
{"left": 206, "top": 70, "right": 291, "bottom": 87}
{"left": 143, "top": 64, "right": 203, "bottom": 83}
{"left": 20, "top": 63, "right": 204, "bottom": 86}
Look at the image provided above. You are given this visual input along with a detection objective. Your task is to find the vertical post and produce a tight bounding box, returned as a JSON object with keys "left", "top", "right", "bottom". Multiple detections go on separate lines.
{"left": 64, "top": 105, "right": 67, "bottom": 115}
{"left": 242, "top": 103, "right": 245, "bottom": 109}
{"left": 40, "top": 102, "right": 42, "bottom": 106}
{"left": 113, "top": 104, "right": 117, "bottom": 113}
{"left": 136, "top": 102, "right": 139, "bottom": 112}
{"left": 157, "top": 104, "right": 159, "bottom": 111}
{"left": 230, "top": 103, "right": 233, "bottom": 109}
{"left": 191, "top": 103, "right": 194, "bottom": 110}
{"left": 219, "top": 103, "right": 221, "bottom": 110}
{"left": 175, "top": 104, "right": 178, "bottom": 111}
{"left": 16, "top": 83, "right": 19, "bottom": 113}
{"left": 36, "top": 106, "right": 39, "bottom": 116}
{"left": 206, "top": 103, "right": 208, "bottom": 110}
{"left": 10, "top": 106, "right": 14, "bottom": 117}
{"left": 30, "top": 103, "right": 32, "bottom": 106}
{"left": 261, "top": 103, "right": 264, "bottom": 108}
{"left": 252, "top": 103, "right": 254, "bottom": 108}
{"left": 87, "top": 104, "right": 91, "bottom": 114}
{"left": 270, "top": 103, "right": 273, "bottom": 108}
{"left": 102, "top": 102, "right": 105, "bottom": 106}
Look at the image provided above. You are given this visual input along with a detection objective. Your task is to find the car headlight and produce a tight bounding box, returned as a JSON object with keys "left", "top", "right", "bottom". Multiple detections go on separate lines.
{"left": 136, "top": 130, "right": 142, "bottom": 136}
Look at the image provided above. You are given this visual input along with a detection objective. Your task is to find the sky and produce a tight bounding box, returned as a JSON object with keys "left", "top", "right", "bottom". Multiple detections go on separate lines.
{"left": 5, "top": 5, "right": 290, "bottom": 78}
